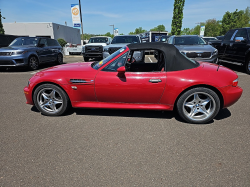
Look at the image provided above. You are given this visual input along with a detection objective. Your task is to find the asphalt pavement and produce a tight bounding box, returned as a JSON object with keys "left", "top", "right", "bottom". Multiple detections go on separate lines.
{"left": 0, "top": 55, "right": 249, "bottom": 186}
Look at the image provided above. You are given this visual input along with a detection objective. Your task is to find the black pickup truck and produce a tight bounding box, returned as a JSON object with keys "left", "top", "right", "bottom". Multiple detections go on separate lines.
{"left": 210, "top": 27, "right": 250, "bottom": 74}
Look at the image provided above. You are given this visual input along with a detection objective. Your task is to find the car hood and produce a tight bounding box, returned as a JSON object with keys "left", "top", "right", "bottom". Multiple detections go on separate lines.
{"left": 85, "top": 43, "right": 107, "bottom": 46}
{"left": 175, "top": 45, "right": 216, "bottom": 52}
{"left": 40, "top": 62, "right": 95, "bottom": 73}
{"left": 0, "top": 46, "right": 36, "bottom": 51}
{"left": 104, "top": 43, "right": 130, "bottom": 49}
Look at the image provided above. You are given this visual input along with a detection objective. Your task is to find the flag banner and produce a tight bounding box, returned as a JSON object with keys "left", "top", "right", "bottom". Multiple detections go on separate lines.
{"left": 71, "top": 4, "right": 81, "bottom": 28}
{"left": 200, "top": 26, "right": 205, "bottom": 37}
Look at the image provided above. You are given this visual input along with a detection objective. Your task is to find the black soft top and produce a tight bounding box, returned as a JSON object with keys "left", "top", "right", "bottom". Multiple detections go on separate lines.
{"left": 127, "top": 43, "right": 199, "bottom": 72}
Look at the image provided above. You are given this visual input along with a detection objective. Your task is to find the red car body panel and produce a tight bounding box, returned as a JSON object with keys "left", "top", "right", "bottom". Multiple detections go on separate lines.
{"left": 24, "top": 48, "right": 243, "bottom": 111}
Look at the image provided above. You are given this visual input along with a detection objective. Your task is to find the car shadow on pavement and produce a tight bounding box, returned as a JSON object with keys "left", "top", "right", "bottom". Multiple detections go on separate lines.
{"left": 0, "top": 63, "right": 64, "bottom": 73}
{"left": 219, "top": 63, "right": 246, "bottom": 74}
{"left": 74, "top": 108, "right": 174, "bottom": 119}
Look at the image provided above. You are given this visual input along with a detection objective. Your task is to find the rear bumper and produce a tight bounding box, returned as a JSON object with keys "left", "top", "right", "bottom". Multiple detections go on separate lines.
{"left": 24, "top": 86, "right": 34, "bottom": 105}
{"left": 218, "top": 85, "right": 243, "bottom": 108}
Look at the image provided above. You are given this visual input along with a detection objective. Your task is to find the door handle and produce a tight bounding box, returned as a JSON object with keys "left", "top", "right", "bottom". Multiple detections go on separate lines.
{"left": 149, "top": 79, "right": 162, "bottom": 83}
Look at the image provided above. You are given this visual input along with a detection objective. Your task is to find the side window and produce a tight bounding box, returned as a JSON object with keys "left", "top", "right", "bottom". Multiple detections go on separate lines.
{"left": 102, "top": 52, "right": 128, "bottom": 72}
{"left": 39, "top": 38, "right": 48, "bottom": 46}
{"left": 224, "top": 30, "right": 236, "bottom": 41}
{"left": 234, "top": 29, "right": 247, "bottom": 40}
{"left": 168, "top": 36, "right": 173, "bottom": 44}
{"left": 47, "top": 39, "right": 54, "bottom": 46}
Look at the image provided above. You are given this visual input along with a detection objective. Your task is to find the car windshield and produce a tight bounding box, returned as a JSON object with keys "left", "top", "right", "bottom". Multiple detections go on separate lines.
{"left": 9, "top": 38, "right": 38, "bottom": 46}
{"left": 111, "top": 36, "right": 139, "bottom": 44}
{"left": 174, "top": 37, "right": 206, "bottom": 45}
{"left": 88, "top": 37, "right": 108, "bottom": 43}
{"left": 92, "top": 46, "right": 127, "bottom": 70}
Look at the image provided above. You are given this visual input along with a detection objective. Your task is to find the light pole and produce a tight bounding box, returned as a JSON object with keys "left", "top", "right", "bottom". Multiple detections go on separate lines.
{"left": 79, "top": 0, "right": 84, "bottom": 40}
{"left": 109, "top": 24, "right": 114, "bottom": 37}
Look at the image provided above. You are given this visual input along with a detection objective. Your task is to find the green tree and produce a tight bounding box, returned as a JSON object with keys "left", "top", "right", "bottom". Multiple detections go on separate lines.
{"left": 171, "top": 0, "right": 185, "bottom": 35}
{"left": 150, "top": 25, "right": 166, "bottom": 32}
{"left": 57, "top": 38, "right": 67, "bottom": 47}
{"left": 181, "top": 28, "right": 191, "bottom": 35}
{"left": 221, "top": 8, "right": 250, "bottom": 35}
{"left": 129, "top": 27, "right": 147, "bottom": 35}
{"left": 204, "top": 19, "right": 222, "bottom": 36}
{"left": 0, "top": 10, "right": 5, "bottom": 34}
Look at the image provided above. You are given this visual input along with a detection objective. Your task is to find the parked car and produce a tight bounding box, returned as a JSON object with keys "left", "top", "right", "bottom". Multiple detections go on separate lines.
{"left": 82, "top": 36, "right": 112, "bottom": 62}
{"left": 0, "top": 37, "right": 63, "bottom": 70}
{"left": 216, "top": 36, "right": 224, "bottom": 40}
{"left": 167, "top": 35, "right": 218, "bottom": 63}
{"left": 210, "top": 27, "right": 250, "bottom": 74}
{"left": 24, "top": 43, "right": 242, "bottom": 124}
{"left": 103, "top": 35, "right": 143, "bottom": 61}
{"left": 159, "top": 35, "right": 170, "bottom": 42}
{"left": 68, "top": 44, "right": 82, "bottom": 55}
{"left": 202, "top": 37, "right": 218, "bottom": 43}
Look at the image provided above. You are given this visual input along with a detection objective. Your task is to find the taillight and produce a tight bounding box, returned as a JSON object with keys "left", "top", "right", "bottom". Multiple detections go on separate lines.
{"left": 232, "top": 78, "right": 238, "bottom": 87}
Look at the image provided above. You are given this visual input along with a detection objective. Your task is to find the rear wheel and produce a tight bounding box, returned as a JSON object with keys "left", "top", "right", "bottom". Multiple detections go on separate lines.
{"left": 84, "top": 57, "right": 89, "bottom": 62}
{"left": 33, "top": 84, "right": 70, "bottom": 116}
{"left": 245, "top": 56, "right": 250, "bottom": 75}
{"left": 29, "top": 56, "right": 39, "bottom": 70}
{"left": 176, "top": 87, "right": 220, "bottom": 124}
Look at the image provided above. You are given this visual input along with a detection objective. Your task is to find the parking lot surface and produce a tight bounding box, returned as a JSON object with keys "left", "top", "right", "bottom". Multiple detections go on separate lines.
{"left": 0, "top": 55, "right": 249, "bottom": 186}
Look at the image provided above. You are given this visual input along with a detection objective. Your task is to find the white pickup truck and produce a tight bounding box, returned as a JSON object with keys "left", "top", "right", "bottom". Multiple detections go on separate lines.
{"left": 82, "top": 36, "right": 112, "bottom": 62}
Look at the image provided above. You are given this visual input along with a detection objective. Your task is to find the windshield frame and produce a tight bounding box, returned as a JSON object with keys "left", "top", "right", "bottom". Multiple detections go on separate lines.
{"left": 92, "top": 46, "right": 129, "bottom": 70}
{"left": 9, "top": 37, "right": 39, "bottom": 47}
{"left": 174, "top": 36, "right": 207, "bottom": 45}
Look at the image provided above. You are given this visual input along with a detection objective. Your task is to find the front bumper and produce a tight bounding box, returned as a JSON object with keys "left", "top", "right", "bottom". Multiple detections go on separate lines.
{"left": 218, "top": 85, "right": 243, "bottom": 108}
{"left": 0, "top": 55, "right": 28, "bottom": 67}
{"left": 83, "top": 53, "right": 103, "bottom": 58}
{"left": 24, "top": 86, "right": 34, "bottom": 105}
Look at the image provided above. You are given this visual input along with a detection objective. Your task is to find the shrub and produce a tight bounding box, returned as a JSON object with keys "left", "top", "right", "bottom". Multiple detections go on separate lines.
{"left": 57, "top": 38, "right": 67, "bottom": 47}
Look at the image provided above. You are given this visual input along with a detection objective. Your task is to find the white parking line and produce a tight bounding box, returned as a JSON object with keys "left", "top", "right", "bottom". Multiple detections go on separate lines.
{"left": 148, "top": 57, "right": 152, "bottom": 63}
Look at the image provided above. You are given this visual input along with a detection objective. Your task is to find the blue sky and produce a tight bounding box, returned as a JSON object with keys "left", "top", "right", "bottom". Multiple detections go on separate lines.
{"left": 1, "top": 0, "right": 249, "bottom": 34}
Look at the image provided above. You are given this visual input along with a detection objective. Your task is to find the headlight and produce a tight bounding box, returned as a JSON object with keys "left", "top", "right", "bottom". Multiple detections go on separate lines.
{"left": 103, "top": 48, "right": 109, "bottom": 52}
{"left": 82, "top": 47, "right": 85, "bottom": 53}
{"left": 212, "top": 49, "right": 218, "bottom": 56}
{"left": 14, "top": 51, "right": 28, "bottom": 55}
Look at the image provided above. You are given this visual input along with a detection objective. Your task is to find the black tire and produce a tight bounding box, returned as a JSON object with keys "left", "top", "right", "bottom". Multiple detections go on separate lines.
{"left": 56, "top": 53, "right": 63, "bottom": 65}
{"left": 245, "top": 56, "right": 250, "bottom": 75}
{"left": 176, "top": 87, "right": 220, "bottom": 124}
{"left": 28, "top": 56, "right": 39, "bottom": 70}
{"left": 84, "top": 57, "right": 89, "bottom": 62}
{"left": 33, "top": 84, "right": 70, "bottom": 116}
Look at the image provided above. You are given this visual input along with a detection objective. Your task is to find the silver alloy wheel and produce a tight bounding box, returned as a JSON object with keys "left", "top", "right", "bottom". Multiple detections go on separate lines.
{"left": 29, "top": 57, "right": 38, "bottom": 69}
{"left": 37, "top": 88, "right": 63, "bottom": 114}
{"left": 183, "top": 92, "right": 216, "bottom": 122}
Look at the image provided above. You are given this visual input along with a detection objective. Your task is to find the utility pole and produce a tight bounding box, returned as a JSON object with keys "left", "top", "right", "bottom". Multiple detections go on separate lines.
{"left": 79, "top": 0, "right": 84, "bottom": 40}
{"left": 109, "top": 24, "right": 114, "bottom": 37}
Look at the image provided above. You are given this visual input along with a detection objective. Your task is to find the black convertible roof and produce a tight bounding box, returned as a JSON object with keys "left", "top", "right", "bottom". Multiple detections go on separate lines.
{"left": 127, "top": 43, "right": 199, "bottom": 71}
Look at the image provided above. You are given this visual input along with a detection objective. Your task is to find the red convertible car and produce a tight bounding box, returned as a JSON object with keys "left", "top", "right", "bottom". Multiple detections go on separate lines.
{"left": 24, "top": 43, "right": 242, "bottom": 124}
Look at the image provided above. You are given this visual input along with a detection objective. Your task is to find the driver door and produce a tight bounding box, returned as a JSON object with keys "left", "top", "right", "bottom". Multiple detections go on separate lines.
{"left": 94, "top": 52, "right": 167, "bottom": 104}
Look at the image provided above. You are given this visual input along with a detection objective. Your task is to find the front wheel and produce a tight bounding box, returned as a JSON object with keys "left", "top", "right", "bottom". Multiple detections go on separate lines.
{"left": 176, "top": 87, "right": 220, "bottom": 124}
{"left": 56, "top": 53, "right": 63, "bottom": 65}
{"left": 84, "top": 57, "right": 89, "bottom": 62}
{"left": 33, "top": 84, "right": 70, "bottom": 116}
{"left": 245, "top": 56, "right": 250, "bottom": 75}
{"left": 29, "top": 56, "right": 39, "bottom": 70}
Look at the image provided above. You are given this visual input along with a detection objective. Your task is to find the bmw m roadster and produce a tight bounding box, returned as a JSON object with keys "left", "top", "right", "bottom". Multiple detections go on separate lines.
{"left": 24, "top": 43, "right": 242, "bottom": 124}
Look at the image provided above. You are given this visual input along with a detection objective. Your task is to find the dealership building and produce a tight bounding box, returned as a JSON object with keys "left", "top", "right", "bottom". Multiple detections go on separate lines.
{"left": 3, "top": 22, "right": 81, "bottom": 44}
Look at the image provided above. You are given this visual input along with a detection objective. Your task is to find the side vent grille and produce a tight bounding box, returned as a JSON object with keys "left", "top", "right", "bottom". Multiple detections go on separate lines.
{"left": 70, "top": 79, "right": 87, "bottom": 83}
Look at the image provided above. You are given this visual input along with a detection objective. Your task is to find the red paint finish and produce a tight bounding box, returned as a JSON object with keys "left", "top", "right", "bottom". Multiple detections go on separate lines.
{"left": 24, "top": 56, "right": 243, "bottom": 112}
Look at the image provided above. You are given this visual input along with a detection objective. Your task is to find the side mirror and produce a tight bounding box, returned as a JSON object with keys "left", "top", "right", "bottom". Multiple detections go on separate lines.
{"left": 117, "top": 66, "right": 126, "bottom": 74}
{"left": 235, "top": 37, "right": 245, "bottom": 43}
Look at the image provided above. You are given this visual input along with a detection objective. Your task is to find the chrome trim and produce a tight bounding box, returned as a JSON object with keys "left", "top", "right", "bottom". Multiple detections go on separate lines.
{"left": 70, "top": 79, "right": 94, "bottom": 83}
